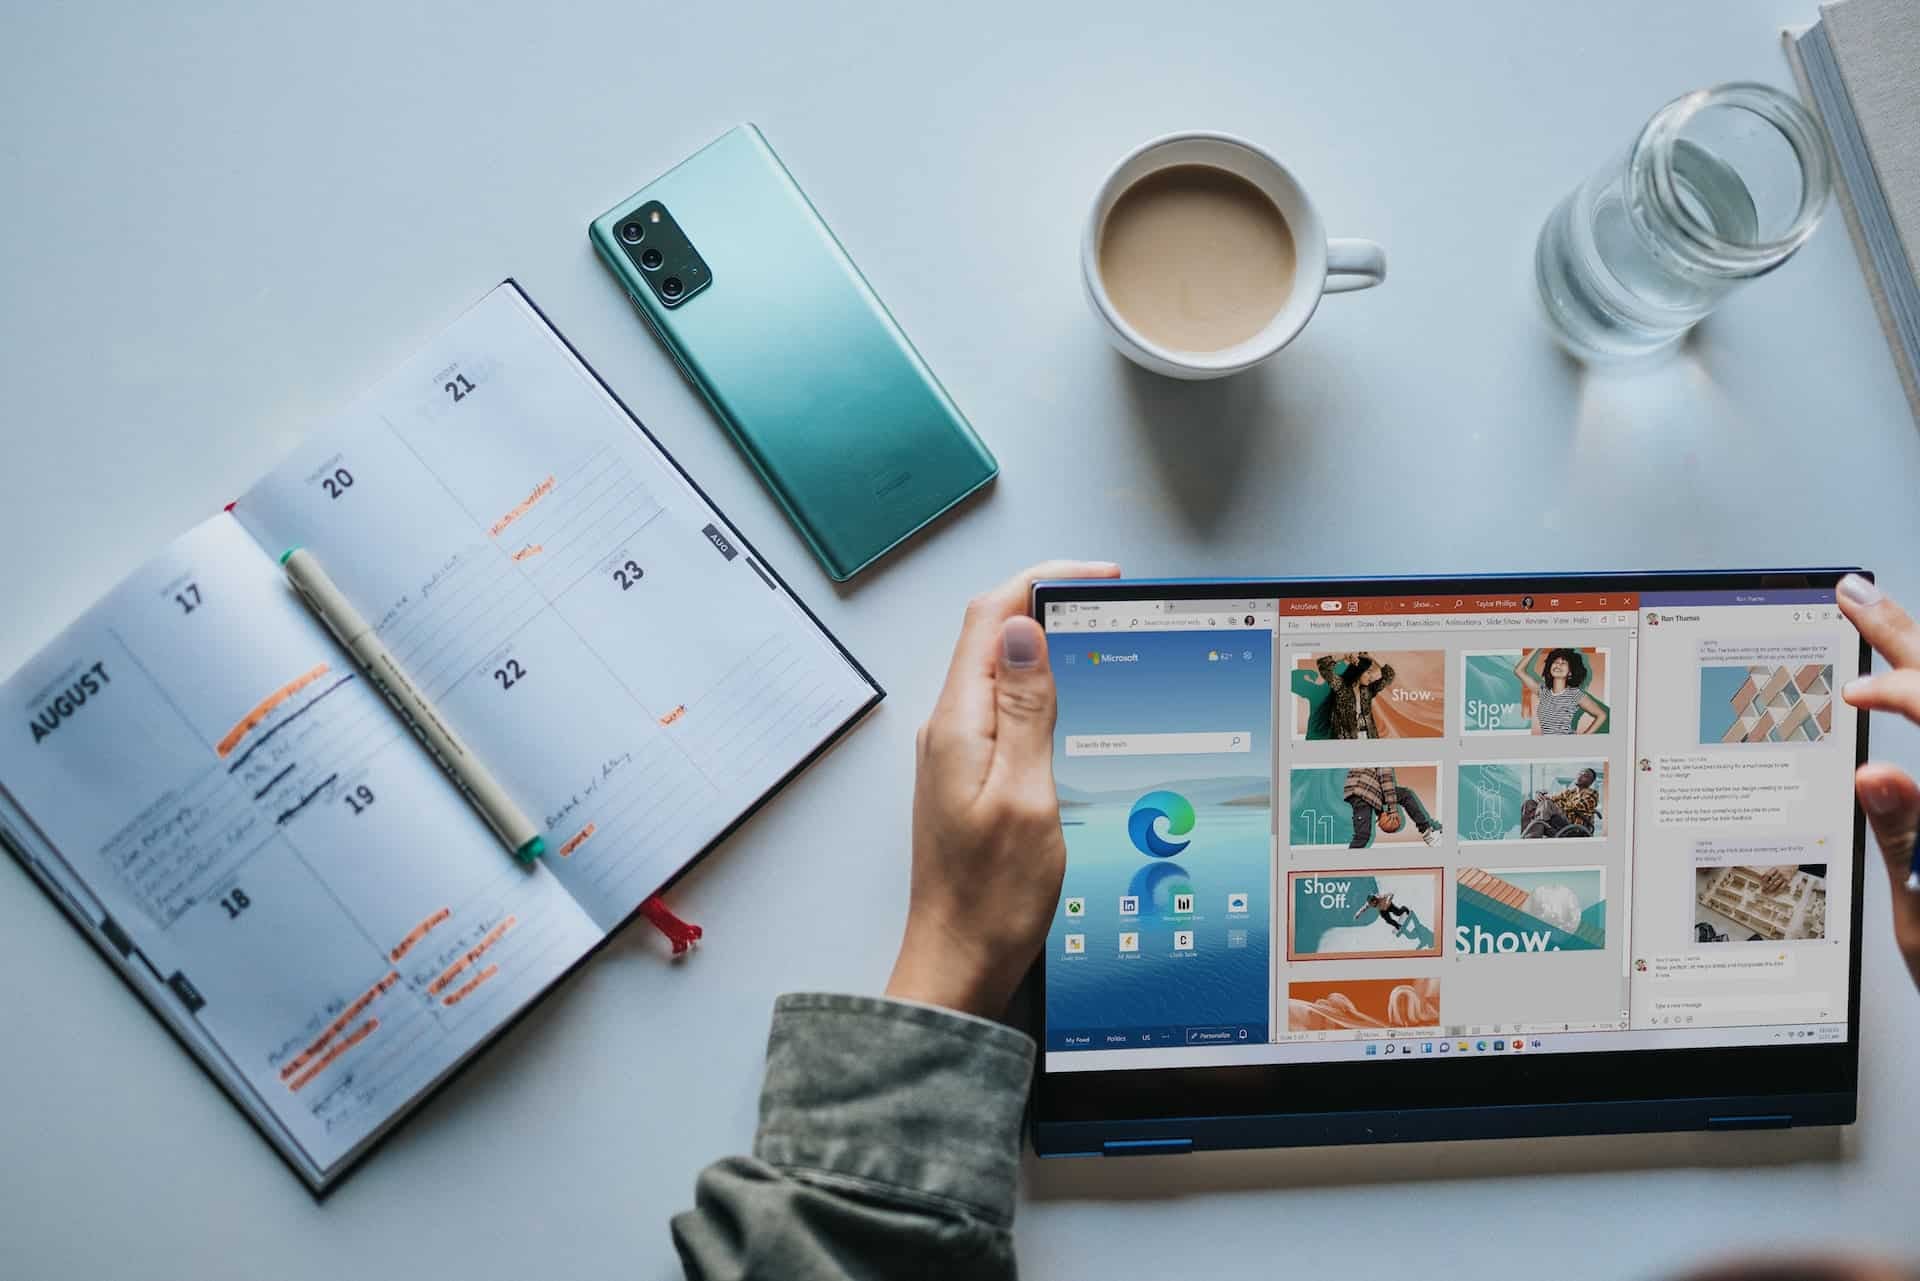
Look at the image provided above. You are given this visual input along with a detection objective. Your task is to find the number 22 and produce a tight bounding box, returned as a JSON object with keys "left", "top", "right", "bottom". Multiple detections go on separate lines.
{"left": 493, "top": 658, "right": 527, "bottom": 691}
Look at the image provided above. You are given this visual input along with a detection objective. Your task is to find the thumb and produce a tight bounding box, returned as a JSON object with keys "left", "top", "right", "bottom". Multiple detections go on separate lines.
{"left": 992, "top": 616, "right": 1057, "bottom": 779}
{"left": 1857, "top": 763, "right": 1920, "bottom": 966}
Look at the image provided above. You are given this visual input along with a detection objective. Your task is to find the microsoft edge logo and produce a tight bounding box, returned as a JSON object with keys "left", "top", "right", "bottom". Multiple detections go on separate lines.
{"left": 1128, "top": 790, "right": 1194, "bottom": 858}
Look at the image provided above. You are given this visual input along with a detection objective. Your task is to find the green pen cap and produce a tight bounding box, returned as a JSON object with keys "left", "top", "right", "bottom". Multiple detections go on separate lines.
{"left": 515, "top": 835, "right": 546, "bottom": 864}
{"left": 279, "top": 547, "right": 300, "bottom": 566}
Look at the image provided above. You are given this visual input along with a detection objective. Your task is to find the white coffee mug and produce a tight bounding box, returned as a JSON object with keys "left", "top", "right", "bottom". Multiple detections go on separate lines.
{"left": 1082, "top": 131, "right": 1386, "bottom": 380}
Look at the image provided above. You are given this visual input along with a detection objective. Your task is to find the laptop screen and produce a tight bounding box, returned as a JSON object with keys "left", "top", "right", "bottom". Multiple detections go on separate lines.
{"left": 1041, "top": 584, "right": 1859, "bottom": 1071}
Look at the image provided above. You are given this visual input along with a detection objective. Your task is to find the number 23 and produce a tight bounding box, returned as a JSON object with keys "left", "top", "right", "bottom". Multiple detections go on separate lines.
{"left": 613, "top": 560, "right": 644, "bottom": 591}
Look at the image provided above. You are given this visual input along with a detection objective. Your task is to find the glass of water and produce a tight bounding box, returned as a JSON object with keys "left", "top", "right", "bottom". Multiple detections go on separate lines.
{"left": 1536, "top": 82, "right": 1832, "bottom": 363}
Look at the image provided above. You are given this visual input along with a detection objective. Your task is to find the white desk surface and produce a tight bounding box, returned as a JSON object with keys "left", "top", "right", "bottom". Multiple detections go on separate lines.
{"left": 3, "top": 1, "right": 1917, "bottom": 1276}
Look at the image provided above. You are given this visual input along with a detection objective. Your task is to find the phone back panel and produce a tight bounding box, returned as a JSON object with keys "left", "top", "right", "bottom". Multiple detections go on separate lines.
{"left": 590, "top": 124, "right": 997, "bottom": 581}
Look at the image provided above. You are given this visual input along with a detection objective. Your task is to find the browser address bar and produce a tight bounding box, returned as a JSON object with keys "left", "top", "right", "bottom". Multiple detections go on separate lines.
{"left": 1064, "top": 732, "right": 1252, "bottom": 757}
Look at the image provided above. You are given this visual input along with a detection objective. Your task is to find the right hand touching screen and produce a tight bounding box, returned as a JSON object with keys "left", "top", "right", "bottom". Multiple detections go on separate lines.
{"left": 1835, "top": 573, "right": 1920, "bottom": 992}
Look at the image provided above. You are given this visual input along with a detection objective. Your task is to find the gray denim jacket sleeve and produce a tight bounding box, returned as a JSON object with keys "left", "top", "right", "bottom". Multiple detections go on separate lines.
{"left": 671, "top": 992, "right": 1036, "bottom": 1280}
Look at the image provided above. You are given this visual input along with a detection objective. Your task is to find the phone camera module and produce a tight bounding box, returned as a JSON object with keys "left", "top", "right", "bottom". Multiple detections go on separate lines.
{"left": 621, "top": 203, "right": 707, "bottom": 307}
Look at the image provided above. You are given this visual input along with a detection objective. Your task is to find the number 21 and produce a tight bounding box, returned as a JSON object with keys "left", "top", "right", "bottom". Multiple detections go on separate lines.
{"left": 445, "top": 374, "right": 476, "bottom": 403}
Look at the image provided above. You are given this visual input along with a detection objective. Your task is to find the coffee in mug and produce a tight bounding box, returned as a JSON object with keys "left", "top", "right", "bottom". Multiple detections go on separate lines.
{"left": 1097, "top": 163, "right": 1298, "bottom": 353}
{"left": 1082, "top": 132, "right": 1386, "bottom": 380}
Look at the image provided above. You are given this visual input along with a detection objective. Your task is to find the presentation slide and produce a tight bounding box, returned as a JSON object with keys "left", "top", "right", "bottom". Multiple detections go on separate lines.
{"left": 1288, "top": 869, "right": 1444, "bottom": 960}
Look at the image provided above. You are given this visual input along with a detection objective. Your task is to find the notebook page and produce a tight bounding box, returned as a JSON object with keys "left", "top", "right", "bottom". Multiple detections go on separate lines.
{"left": 0, "top": 514, "right": 602, "bottom": 1180}
{"left": 233, "top": 283, "right": 877, "bottom": 931}
{"left": 0, "top": 793, "right": 320, "bottom": 1180}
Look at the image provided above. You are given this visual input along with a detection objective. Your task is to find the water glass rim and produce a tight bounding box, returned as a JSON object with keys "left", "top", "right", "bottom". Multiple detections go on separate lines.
{"left": 1631, "top": 81, "right": 1833, "bottom": 274}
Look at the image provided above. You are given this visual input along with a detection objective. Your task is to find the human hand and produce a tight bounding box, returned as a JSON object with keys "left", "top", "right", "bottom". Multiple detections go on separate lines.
{"left": 884, "top": 560, "right": 1120, "bottom": 1018}
{"left": 1836, "top": 573, "right": 1920, "bottom": 991}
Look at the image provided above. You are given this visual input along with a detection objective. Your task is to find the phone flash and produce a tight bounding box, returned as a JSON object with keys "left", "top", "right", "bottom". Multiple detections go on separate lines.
{"left": 649, "top": 209, "right": 663, "bottom": 223}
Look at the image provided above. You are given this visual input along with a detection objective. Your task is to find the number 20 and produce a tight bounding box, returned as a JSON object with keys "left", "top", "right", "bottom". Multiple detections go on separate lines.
{"left": 321, "top": 467, "right": 354, "bottom": 500}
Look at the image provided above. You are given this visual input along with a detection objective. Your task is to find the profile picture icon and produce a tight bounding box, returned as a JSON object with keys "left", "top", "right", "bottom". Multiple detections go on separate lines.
{"left": 1244, "top": 615, "right": 1255, "bottom": 626}
{"left": 1522, "top": 595, "right": 1535, "bottom": 610}
{"left": 1639, "top": 757, "right": 1652, "bottom": 773}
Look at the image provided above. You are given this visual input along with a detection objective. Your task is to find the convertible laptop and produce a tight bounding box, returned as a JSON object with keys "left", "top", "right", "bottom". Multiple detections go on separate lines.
{"left": 1028, "top": 571, "right": 1869, "bottom": 1157}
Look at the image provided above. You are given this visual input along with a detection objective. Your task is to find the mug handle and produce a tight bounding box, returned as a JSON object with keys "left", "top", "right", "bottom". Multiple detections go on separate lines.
{"left": 1325, "top": 238, "right": 1386, "bottom": 293}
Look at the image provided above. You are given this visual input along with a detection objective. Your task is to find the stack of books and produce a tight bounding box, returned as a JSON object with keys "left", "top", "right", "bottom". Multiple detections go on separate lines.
{"left": 1787, "top": 0, "right": 1920, "bottom": 424}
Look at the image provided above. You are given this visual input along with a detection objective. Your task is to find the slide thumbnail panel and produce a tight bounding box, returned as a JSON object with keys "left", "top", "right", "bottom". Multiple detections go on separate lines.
{"left": 1461, "top": 647, "right": 1611, "bottom": 735}
{"left": 1287, "top": 977, "right": 1442, "bottom": 1032}
{"left": 1287, "top": 868, "right": 1444, "bottom": 960}
{"left": 1458, "top": 760, "right": 1608, "bottom": 842}
{"left": 1290, "top": 650, "right": 1444, "bottom": 740}
{"left": 1454, "top": 865, "right": 1607, "bottom": 954}
{"left": 1289, "top": 763, "right": 1443, "bottom": 849}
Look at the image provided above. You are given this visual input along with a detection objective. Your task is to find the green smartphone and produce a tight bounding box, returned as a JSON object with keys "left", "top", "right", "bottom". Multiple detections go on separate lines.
{"left": 590, "top": 124, "right": 998, "bottom": 582}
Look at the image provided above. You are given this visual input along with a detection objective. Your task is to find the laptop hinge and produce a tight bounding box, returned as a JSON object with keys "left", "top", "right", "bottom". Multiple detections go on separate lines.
{"left": 1102, "top": 1138, "right": 1193, "bottom": 1156}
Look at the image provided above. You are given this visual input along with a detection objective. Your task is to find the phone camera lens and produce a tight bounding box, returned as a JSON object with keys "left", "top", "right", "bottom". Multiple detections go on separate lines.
{"left": 619, "top": 221, "right": 645, "bottom": 245}
{"left": 640, "top": 247, "right": 664, "bottom": 270}
{"left": 662, "top": 276, "right": 684, "bottom": 299}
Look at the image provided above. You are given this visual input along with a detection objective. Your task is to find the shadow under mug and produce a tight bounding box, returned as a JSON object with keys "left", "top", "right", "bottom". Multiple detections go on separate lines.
{"left": 1082, "top": 132, "right": 1386, "bottom": 380}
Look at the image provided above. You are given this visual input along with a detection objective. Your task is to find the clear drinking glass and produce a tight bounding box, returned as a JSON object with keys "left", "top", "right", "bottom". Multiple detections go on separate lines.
{"left": 1536, "top": 82, "right": 1832, "bottom": 363}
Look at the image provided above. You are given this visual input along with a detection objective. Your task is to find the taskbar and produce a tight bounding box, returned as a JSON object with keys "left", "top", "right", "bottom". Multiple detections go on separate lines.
{"left": 1052, "top": 1022, "right": 1267, "bottom": 1051}
{"left": 1043, "top": 1020, "right": 1846, "bottom": 1072}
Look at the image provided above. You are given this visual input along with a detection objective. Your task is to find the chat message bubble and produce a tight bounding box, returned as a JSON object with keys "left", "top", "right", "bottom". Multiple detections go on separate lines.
{"left": 1641, "top": 951, "right": 1799, "bottom": 982}
{"left": 1692, "top": 836, "right": 1828, "bottom": 869}
{"left": 1654, "top": 754, "right": 1804, "bottom": 827}
{"left": 1696, "top": 638, "right": 1835, "bottom": 665}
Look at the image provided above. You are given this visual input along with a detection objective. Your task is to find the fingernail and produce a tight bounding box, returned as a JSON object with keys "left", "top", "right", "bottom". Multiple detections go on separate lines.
{"left": 1838, "top": 574, "right": 1882, "bottom": 607}
{"left": 1863, "top": 777, "right": 1901, "bottom": 816}
{"left": 1002, "top": 618, "right": 1042, "bottom": 669}
{"left": 1086, "top": 562, "right": 1120, "bottom": 574}
{"left": 1843, "top": 676, "right": 1871, "bottom": 703}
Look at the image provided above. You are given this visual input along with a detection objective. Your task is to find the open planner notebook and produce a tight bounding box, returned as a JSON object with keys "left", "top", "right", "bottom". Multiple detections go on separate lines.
{"left": 0, "top": 282, "right": 881, "bottom": 1190}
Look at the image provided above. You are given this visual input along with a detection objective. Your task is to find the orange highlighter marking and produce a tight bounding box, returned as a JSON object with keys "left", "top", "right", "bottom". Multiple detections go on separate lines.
{"left": 287, "top": 1018, "right": 378, "bottom": 1093}
{"left": 443, "top": 964, "right": 499, "bottom": 1008}
{"left": 489, "top": 476, "right": 555, "bottom": 538}
{"left": 217, "top": 663, "right": 330, "bottom": 758}
{"left": 427, "top": 915, "right": 517, "bottom": 997}
{"left": 389, "top": 908, "right": 450, "bottom": 963}
{"left": 659, "top": 705, "right": 686, "bottom": 726}
{"left": 279, "top": 971, "right": 399, "bottom": 1082}
{"left": 511, "top": 544, "right": 544, "bottom": 562}
{"left": 558, "top": 823, "right": 596, "bottom": 857}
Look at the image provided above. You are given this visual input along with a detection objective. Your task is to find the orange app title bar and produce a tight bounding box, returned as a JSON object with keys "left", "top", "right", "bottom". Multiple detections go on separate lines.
{"left": 1277, "top": 592, "right": 1638, "bottom": 616}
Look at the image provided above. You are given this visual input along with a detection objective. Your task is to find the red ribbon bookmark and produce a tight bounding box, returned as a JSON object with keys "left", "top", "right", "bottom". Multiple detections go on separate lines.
{"left": 640, "top": 896, "right": 703, "bottom": 956}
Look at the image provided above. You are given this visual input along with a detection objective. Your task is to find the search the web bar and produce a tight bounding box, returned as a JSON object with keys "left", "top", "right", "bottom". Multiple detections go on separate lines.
{"left": 1064, "top": 732, "right": 1253, "bottom": 757}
